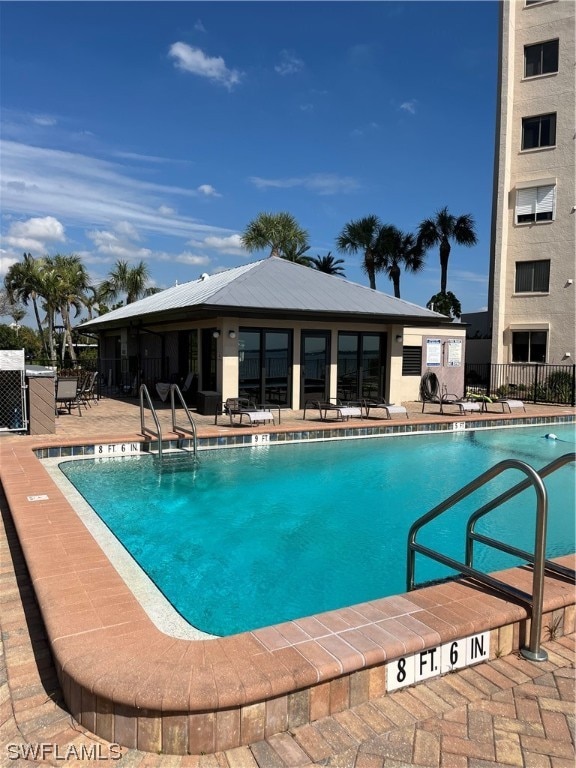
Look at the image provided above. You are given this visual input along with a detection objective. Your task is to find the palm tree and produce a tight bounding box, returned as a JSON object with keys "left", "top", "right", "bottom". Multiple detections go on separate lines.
{"left": 417, "top": 206, "right": 477, "bottom": 295}
{"left": 281, "top": 243, "right": 312, "bottom": 265}
{"left": 241, "top": 212, "right": 309, "bottom": 259}
{"left": 310, "top": 252, "right": 346, "bottom": 276}
{"left": 4, "top": 253, "right": 49, "bottom": 356}
{"left": 375, "top": 226, "right": 424, "bottom": 299}
{"left": 100, "top": 259, "right": 151, "bottom": 305}
{"left": 46, "top": 254, "right": 90, "bottom": 364}
{"left": 336, "top": 215, "right": 382, "bottom": 290}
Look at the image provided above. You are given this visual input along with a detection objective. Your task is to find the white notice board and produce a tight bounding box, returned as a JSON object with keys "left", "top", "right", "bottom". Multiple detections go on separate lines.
{"left": 426, "top": 339, "right": 442, "bottom": 367}
{"left": 447, "top": 339, "right": 462, "bottom": 367}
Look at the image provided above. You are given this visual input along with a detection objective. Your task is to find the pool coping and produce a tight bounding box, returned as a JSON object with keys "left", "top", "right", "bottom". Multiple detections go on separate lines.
{"left": 1, "top": 414, "right": 574, "bottom": 755}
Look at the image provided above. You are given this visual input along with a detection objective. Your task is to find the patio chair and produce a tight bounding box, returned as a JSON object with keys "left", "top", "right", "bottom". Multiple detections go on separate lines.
{"left": 55, "top": 376, "right": 82, "bottom": 416}
{"left": 363, "top": 400, "right": 408, "bottom": 420}
{"left": 78, "top": 371, "right": 99, "bottom": 407}
{"left": 491, "top": 398, "right": 526, "bottom": 413}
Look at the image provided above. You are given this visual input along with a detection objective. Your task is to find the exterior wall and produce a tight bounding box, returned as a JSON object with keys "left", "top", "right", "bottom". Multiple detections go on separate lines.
{"left": 98, "top": 319, "right": 463, "bottom": 407}
{"left": 490, "top": 0, "right": 576, "bottom": 366}
{"left": 390, "top": 327, "right": 467, "bottom": 402}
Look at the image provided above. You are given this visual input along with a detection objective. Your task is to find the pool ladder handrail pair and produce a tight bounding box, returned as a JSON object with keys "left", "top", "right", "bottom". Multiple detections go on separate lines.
{"left": 139, "top": 384, "right": 199, "bottom": 462}
{"left": 406, "top": 452, "right": 575, "bottom": 663}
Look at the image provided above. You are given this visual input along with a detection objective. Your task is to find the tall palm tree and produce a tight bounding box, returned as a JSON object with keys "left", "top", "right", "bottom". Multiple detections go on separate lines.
{"left": 46, "top": 254, "right": 90, "bottom": 364}
{"left": 417, "top": 206, "right": 477, "bottom": 294}
{"left": 100, "top": 259, "right": 151, "bottom": 305}
{"left": 336, "top": 215, "right": 382, "bottom": 290}
{"left": 241, "top": 212, "right": 309, "bottom": 259}
{"left": 4, "top": 253, "right": 49, "bottom": 356}
{"left": 375, "top": 226, "right": 424, "bottom": 299}
{"left": 310, "top": 252, "right": 346, "bottom": 276}
{"left": 426, "top": 291, "right": 462, "bottom": 319}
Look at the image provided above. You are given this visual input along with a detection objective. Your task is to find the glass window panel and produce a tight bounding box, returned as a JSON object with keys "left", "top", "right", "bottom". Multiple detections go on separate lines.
{"left": 515, "top": 263, "right": 532, "bottom": 292}
{"left": 530, "top": 332, "right": 547, "bottom": 362}
{"left": 512, "top": 332, "right": 530, "bottom": 362}
{"left": 522, "top": 118, "right": 540, "bottom": 150}
{"left": 533, "top": 261, "right": 550, "bottom": 291}
{"left": 539, "top": 114, "right": 555, "bottom": 146}
{"left": 524, "top": 44, "right": 541, "bottom": 77}
{"left": 542, "top": 40, "right": 559, "bottom": 73}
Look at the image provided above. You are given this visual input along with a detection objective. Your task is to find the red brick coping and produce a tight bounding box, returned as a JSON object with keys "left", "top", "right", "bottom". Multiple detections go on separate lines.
{"left": 1, "top": 435, "right": 574, "bottom": 755}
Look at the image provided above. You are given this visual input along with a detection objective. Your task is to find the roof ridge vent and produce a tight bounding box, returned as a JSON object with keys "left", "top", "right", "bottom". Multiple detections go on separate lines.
{"left": 200, "top": 273, "right": 209, "bottom": 281}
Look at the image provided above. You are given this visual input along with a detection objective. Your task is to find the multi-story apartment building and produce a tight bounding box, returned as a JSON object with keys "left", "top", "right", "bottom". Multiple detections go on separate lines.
{"left": 489, "top": 0, "right": 575, "bottom": 366}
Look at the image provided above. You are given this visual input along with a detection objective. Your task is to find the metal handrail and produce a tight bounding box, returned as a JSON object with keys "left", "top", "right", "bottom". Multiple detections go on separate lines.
{"left": 139, "top": 384, "right": 163, "bottom": 459}
{"left": 170, "top": 384, "right": 199, "bottom": 462}
{"left": 466, "top": 454, "right": 575, "bottom": 581}
{"left": 406, "top": 457, "right": 573, "bottom": 662}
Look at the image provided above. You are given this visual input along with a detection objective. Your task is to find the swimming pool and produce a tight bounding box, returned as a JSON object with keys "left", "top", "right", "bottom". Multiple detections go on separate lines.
{"left": 59, "top": 424, "right": 575, "bottom": 636}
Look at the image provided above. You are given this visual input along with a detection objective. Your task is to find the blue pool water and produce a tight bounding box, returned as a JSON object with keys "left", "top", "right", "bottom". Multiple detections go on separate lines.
{"left": 59, "top": 425, "right": 575, "bottom": 636}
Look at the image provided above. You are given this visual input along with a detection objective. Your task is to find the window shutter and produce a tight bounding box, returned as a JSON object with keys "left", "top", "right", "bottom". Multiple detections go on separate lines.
{"left": 516, "top": 187, "right": 537, "bottom": 218}
{"left": 536, "top": 185, "right": 555, "bottom": 215}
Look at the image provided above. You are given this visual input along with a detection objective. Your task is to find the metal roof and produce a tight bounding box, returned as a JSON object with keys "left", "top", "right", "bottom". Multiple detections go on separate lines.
{"left": 80, "top": 257, "right": 447, "bottom": 330}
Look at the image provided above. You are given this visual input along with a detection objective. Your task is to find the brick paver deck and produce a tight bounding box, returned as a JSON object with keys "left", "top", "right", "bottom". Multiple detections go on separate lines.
{"left": 1, "top": 396, "right": 574, "bottom": 766}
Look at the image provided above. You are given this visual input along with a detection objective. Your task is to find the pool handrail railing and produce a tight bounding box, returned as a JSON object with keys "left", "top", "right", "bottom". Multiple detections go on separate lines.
{"left": 169, "top": 383, "right": 199, "bottom": 461}
{"left": 406, "top": 453, "right": 576, "bottom": 663}
{"left": 139, "top": 384, "right": 163, "bottom": 459}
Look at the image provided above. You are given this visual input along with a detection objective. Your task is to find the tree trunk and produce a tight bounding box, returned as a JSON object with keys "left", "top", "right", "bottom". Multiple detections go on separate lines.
{"left": 439, "top": 239, "right": 451, "bottom": 294}
{"left": 32, "top": 295, "right": 49, "bottom": 357}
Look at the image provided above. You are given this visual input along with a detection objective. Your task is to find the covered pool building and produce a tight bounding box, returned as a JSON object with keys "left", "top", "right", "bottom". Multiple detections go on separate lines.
{"left": 80, "top": 256, "right": 467, "bottom": 411}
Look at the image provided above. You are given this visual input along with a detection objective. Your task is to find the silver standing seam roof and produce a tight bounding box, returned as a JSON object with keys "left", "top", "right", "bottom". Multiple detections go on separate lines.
{"left": 80, "top": 257, "right": 448, "bottom": 330}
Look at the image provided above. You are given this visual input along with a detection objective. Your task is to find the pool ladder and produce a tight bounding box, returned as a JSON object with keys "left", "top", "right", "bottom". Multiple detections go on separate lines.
{"left": 407, "top": 453, "right": 575, "bottom": 662}
{"left": 139, "top": 384, "right": 199, "bottom": 463}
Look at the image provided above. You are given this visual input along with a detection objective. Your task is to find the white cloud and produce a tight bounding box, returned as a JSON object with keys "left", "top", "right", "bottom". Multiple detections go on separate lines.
{"left": 275, "top": 50, "right": 304, "bottom": 76}
{"left": 194, "top": 19, "right": 206, "bottom": 33}
{"left": 168, "top": 42, "right": 242, "bottom": 89}
{"left": 249, "top": 173, "right": 360, "bottom": 196}
{"left": 170, "top": 252, "right": 211, "bottom": 266}
{"left": 114, "top": 221, "right": 141, "bottom": 241}
{"left": 1, "top": 215, "right": 66, "bottom": 254}
{"left": 86, "top": 228, "right": 152, "bottom": 261}
{"left": 0, "top": 140, "right": 234, "bottom": 241}
{"left": 400, "top": 100, "right": 417, "bottom": 115}
{"left": 197, "top": 184, "right": 221, "bottom": 197}
{"left": 32, "top": 115, "right": 57, "bottom": 127}
{"left": 202, "top": 234, "right": 245, "bottom": 255}
{"left": 0, "top": 254, "right": 19, "bottom": 278}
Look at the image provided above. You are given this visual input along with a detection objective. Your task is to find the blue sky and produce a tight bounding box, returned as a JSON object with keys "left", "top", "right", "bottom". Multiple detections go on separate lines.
{"left": 0, "top": 1, "right": 499, "bottom": 320}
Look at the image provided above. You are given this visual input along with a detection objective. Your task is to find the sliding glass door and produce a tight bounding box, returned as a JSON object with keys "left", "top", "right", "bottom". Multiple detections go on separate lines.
{"left": 337, "top": 332, "right": 387, "bottom": 402}
{"left": 238, "top": 328, "right": 292, "bottom": 406}
{"left": 300, "top": 331, "right": 330, "bottom": 404}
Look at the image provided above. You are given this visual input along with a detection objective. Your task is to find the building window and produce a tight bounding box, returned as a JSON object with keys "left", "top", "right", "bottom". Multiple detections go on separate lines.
{"left": 522, "top": 113, "right": 556, "bottom": 150}
{"left": 515, "top": 260, "right": 550, "bottom": 293}
{"left": 401, "top": 346, "right": 422, "bottom": 376}
{"left": 512, "top": 331, "right": 547, "bottom": 362}
{"left": 524, "top": 40, "right": 559, "bottom": 77}
{"left": 515, "top": 184, "right": 556, "bottom": 223}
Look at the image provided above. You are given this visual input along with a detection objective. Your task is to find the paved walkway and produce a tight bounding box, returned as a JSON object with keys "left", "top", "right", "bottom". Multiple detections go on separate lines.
{"left": 1, "top": 397, "right": 574, "bottom": 766}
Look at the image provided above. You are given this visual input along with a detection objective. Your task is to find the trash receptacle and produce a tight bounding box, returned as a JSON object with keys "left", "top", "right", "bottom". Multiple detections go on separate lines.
{"left": 196, "top": 390, "right": 221, "bottom": 416}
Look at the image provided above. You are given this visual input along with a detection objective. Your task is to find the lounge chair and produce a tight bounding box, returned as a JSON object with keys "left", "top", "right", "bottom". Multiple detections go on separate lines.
{"left": 492, "top": 399, "right": 526, "bottom": 413}
{"left": 303, "top": 399, "right": 362, "bottom": 421}
{"left": 215, "top": 397, "right": 275, "bottom": 426}
{"left": 78, "top": 371, "right": 98, "bottom": 407}
{"left": 363, "top": 400, "right": 408, "bottom": 420}
{"left": 55, "top": 376, "right": 82, "bottom": 416}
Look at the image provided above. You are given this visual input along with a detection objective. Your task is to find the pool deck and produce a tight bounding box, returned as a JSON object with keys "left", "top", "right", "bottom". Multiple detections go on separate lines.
{"left": 0, "top": 397, "right": 575, "bottom": 766}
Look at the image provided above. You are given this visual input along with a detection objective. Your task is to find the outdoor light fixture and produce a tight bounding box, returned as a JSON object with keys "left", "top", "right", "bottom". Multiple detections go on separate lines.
{"left": 395, "top": 334, "right": 403, "bottom": 343}
{"left": 228, "top": 330, "right": 237, "bottom": 339}
{"left": 212, "top": 330, "right": 220, "bottom": 339}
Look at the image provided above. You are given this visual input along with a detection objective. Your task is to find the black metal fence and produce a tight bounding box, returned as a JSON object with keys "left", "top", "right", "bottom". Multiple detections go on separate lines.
{"left": 465, "top": 363, "right": 576, "bottom": 406}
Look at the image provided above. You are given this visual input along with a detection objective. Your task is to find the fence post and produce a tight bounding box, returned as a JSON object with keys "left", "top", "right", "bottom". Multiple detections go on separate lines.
{"left": 533, "top": 364, "right": 540, "bottom": 404}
